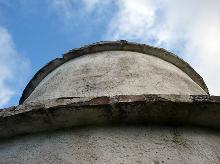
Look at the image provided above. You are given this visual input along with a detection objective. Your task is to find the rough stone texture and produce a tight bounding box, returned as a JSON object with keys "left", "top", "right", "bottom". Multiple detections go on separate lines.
{"left": 19, "top": 41, "right": 209, "bottom": 104}
{"left": 0, "top": 125, "right": 219, "bottom": 164}
{"left": 24, "top": 51, "right": 207, "bottom": 103}
{"left": 1, "top": 95, "right": 220, "bottom": 163}
{"left": 1, "top": 41, "right": 217, "bottom": 163}
{"left": 1, "top": 95, "right": 220, "bottom": 139}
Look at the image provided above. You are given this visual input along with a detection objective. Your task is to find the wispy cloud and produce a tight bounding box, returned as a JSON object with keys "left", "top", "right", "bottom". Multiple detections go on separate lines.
{"left": 49, "top": 0, "right": 113, "bottom": 23}
{"left": 105, "top": 0, "right": 158, "bottom": 42}
{"left": 50, "top": 0, "right": 78, "bottom": 20}
{"left": 0, "top": 27, "right": 30, "bottom": 108}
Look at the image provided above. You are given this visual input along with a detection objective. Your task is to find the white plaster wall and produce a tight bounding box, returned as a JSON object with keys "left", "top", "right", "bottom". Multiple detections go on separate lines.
{"left": 25, "top": 51, "right": 207, "bottom": 103}
{"left": 0, "top": 125, "right": 219, "bottom": 164}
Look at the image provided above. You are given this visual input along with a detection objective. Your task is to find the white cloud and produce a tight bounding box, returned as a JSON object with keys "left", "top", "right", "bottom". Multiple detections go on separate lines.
{"left": 105, "top": 0, "right": 157, "bottom": 42}
{"left": 50, "top": 0, "right": 113, "bottom": 23}
{"left": 82, "top": 0, "right": 108, "bottom": 12}
{"left": 50, "top": 0, "right": 77, "bottom": 20}
{"left": 0, "top": 27, "right": 30, "bottom": 108}
{"left": 50, "top": 0, "right": 98, "bottom": 20}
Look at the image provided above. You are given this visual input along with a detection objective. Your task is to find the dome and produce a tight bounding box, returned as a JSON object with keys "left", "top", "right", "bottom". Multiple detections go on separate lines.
{"left": 2, "top": 41, "right": 220, "bottom": 164}
{"left": 20, "top": 41, "right": 208, "bottom": 104}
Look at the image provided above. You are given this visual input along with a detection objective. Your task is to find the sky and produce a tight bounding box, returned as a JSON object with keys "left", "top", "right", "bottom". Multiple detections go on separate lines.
{"left": 0, "top": 0, "right": 220, "bottom": 108}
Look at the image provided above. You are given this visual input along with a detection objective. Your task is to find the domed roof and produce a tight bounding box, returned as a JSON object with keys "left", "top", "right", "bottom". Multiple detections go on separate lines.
{"left": 20, "top": 41, "right": 209, "bottom": 104}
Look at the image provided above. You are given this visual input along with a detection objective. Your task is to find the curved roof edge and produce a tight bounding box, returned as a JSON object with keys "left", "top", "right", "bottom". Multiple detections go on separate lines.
{"left": 19, "top": 40, "right": 209, "bottom": 104}
{"left": 1, "top": 95, "right": 220, "bottom": 139}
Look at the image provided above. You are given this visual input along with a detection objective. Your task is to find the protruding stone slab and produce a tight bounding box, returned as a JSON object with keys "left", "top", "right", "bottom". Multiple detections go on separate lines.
{"left": 1, "top": 94, "right": 220, "bottom": 139}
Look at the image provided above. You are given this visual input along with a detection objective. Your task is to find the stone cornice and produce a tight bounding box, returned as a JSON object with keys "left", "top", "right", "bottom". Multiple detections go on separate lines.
{"left": 1, "top": 94, "right": 219, "bottom": 139}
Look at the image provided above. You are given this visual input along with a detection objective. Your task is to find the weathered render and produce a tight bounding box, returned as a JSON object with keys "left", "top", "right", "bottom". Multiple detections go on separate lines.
{"left": 0, "top": 41, "right": 219, "bottom": 164}
{"left": 0, "top": 126, "right": 219, "bottom": 164}
{"left": 19, "top": 41, "right": 209, "bottom": 104}
{"left": 0, "top": 95, "right": 220, "bottom": 163}
{"left": 24, "top": 51, "right": 207, "bottom": 104}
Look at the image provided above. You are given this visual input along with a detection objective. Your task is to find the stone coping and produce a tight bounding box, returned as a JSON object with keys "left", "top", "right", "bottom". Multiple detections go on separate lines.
{"left": 1, "top": 94, "right": 219, "bottom": 139}
{"left": 19, "top": 41, "right": 209, "bottom": 104}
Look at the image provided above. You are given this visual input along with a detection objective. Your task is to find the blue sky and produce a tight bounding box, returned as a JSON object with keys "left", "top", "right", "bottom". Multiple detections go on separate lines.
{"left": 0, "top": 0, "right": 220, "bottom": 108}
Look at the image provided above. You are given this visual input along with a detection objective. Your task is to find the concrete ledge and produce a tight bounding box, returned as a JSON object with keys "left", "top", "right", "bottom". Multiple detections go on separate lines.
{"left": 19, "top": 40, "right": 209, "bottom": 104}
{"left": 1, "top": 94, "right": 219, "bottom": 139}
